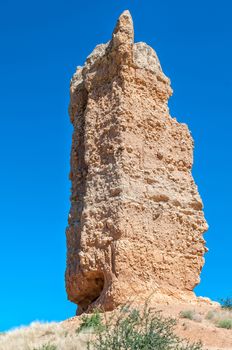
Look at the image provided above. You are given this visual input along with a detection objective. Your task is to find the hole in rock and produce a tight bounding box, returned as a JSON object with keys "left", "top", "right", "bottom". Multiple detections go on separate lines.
{"left": 78, "top": 271, "right": 105, "bottom": 313}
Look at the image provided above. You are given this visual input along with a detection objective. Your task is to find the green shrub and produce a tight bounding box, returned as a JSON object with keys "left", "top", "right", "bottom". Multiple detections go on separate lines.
{"left": 77, "top": 310, "right": 105, "bottom": 333}
{"left": 33, "top": 344, "right": 57, "bottom": 350}
{"left": 179, "top": 310, "right": 194, "bottom": 320}
{"left": 217, "top": 319, "right": 232, "bottom": 329}
{"left": 205, "top": 310, "right": 215, "bottom": 320}
{"left": 220, "top": 298, "right": 232, "bottom": 310}
{"left": 87, "top": 304, "right": 203, "bottom": 350}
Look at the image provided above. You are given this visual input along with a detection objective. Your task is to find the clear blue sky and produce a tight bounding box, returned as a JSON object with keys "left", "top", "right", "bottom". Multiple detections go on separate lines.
{"left": 0, "top": 0, "right": 231, "bottom": 331}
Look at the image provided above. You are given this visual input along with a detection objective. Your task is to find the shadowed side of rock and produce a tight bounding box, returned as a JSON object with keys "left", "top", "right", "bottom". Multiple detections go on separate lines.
{"left": 66, "top": 10, "right": 208, "bottom": 314}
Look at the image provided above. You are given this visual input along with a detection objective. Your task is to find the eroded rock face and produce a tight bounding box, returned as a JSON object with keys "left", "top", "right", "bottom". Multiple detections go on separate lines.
{"left": 66, "top": 10, "right": 208, "bottom": 314}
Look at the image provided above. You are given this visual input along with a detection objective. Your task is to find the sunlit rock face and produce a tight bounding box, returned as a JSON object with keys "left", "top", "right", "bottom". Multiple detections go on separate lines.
{"left": 66, "top": 10, "right": 208, "bottom": 314}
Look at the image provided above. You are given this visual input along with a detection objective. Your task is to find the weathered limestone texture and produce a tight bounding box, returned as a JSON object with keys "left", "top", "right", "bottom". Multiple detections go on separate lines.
{"left": 66, "top": 10, "right": 208, "bottom": 314}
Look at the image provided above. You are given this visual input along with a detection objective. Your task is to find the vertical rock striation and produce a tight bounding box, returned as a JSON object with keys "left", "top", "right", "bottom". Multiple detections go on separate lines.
{"left": 66, "top": 10, "right": 208, "bottom": 314}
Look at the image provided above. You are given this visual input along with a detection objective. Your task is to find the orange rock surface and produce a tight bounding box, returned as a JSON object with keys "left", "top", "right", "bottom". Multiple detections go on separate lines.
{"left": 66, "top": 10, "right": 208, "bottom": 314}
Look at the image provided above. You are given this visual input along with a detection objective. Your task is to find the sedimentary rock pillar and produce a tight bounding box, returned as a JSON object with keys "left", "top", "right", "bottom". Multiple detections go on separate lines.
{"left": 66, "top": 10, "right": 208, "bottom": 314}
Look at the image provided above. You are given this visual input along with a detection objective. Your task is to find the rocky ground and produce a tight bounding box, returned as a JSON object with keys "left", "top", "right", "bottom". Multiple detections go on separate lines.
{"left": 1, "top": 299, "right": 231, "bottom": 350}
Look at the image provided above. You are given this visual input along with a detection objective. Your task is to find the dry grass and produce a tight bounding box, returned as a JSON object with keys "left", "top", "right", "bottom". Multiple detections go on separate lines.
{"left": 0, "top": 321, "right": 90, "bottom": 350}
{"left": 179, "top": 310, "right": 202, "bottom": 323}
{"left": 1, "top": 305, "right": 232, "bottom": 350}
{"left": 205, "top": 308, "right": 232, "bottom": 329}
{"left": 179, "top": 307, "right": 232, "bottom": 329}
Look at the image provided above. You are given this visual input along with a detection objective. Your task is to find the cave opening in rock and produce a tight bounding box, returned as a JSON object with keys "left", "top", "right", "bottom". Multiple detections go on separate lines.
{"left": 77, "top": 271, "right": 105, "bottom": 314}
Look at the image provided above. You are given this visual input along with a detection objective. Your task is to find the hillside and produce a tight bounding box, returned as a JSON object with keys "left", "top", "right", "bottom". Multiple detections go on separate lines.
{"left": 1, "top": 300, "right": 231, "bottom": 350}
